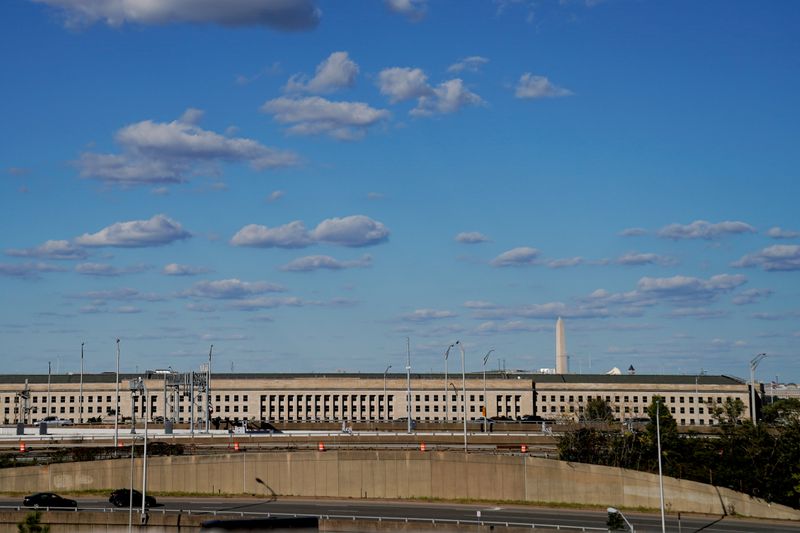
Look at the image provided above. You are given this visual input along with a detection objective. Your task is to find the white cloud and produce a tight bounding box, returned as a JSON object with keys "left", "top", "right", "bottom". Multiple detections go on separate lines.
{"left": 183, "top": 278, "right": 286, "bottom": 299}
{"left": 490, "top": 247, "right": 540, "bottom": 267}
{"left": 162, "top": 263, "right": 209, "bottom": 276}
{"left": 455, "top": 231, "right": 489, "bottom": 244}
{"left": 267, "top": 190, "right": 285, "bottom": 202}
{"left": 229, "top": 296, "right": 305, "bottom": 310}
{"left": 411, "top": 79, "right": 484, "bottom": 116}
{"left": 475, "top": 320, "right": 550, "bottom": 334}
{"left": 401, "top": 309, "right": 457, "bottom": 322}
{"left": 285, "top": 51, "right": 359, "bottom": 94}
{"left": 261, "top": 96, "right": 390, "bottom": 140}
{"left": 0, "top": 262, "right": 66, "bottom": 279}
{"left": 32, "top": 0, "right": 322, "bottom": 30}
{"left": 230, "top": 221, "right": 313, "bottom": 248}
{"left": 470, "top": 301, "right": 610, "bottom": 320}
{"left": 766, "top": 226, "right": 800, "bottom": 239}
{"left": 666, "top": 307, "right": 727, "bottom": 319}
{"left": 547, "top": 257, "right": 584, "bottom": 268}
{"left": 69, "top": 287, "right": 164, "bottom": 302}
{"left": 75, "top": 262, "right": 148, "bottom": 276}
{"left": 75, "top": 214, "right": 191, "bottom": 248}
{"left": 366, "top": 192, "right": 385, "bottom": 200}
{"left": 5, "top": 240, "right": 88, "bottom": 260}
{"left": 731, "top": 288, "right": 773, "bottom": 306}
{"left": 733, "top": 244, "right": 800, "bottom": 271}
{"left": 377, "top": 67, "right": 433, "bottom": 103}
{"left": 619, "top": 227, "right": 647, "bottom": 237}
{"left": 384, "top": 0, "right": 427, "bottom": 20}
{"left": 657, "top": 220, "right": 755, "bottom": 240}
{"left": 636, "top": 274, "right": 747, "bottom": 302}
{"left": 281, "top": 254, "right": 372, "bottom": 272}
{"left": 515, "top": 73, "right": 572, "bottom": 99}
{"left": 447, "top": 56, "right": 489, "bottom": 74}
{"left": 615, "top": 251, "right": 676, "bottom": 266}
{"left": 78, "top": 110, "right": 298, "bottom": 185}
{"left": 311, "top": 215, "right": 390, "bottom": 247}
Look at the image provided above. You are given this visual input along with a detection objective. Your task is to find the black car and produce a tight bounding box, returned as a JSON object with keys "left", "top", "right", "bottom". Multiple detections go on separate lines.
{"left": 109, "top": 488, "right": 157, "bottom": 508}
{"left": 23, "top": 492, "right": 77, "bottom": 508}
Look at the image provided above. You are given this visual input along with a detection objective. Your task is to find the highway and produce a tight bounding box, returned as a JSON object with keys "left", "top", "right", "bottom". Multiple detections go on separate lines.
{"left": 3, "top": 497, "right": 799, "bottom": 532}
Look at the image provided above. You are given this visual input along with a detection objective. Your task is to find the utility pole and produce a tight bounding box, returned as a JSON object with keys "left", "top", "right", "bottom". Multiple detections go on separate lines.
{"left": 47, "top": 362, "right": 51, "bottom": 420}
{"left": 406, "top": 337, "right": 412, "bottom": 433}
{"left": 79, "top": 342, "right": 84, "bottom": 424}
{"left": 207, "top": 345, "right": 213, "bottom": 433}
{"left": 114, "top": 339, "right": 120, "bottom": 449}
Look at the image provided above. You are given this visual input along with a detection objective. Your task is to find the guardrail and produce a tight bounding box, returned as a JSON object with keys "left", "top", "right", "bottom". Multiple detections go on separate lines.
{"left": 1, "top": 505, "right": 606, "bottom": 531}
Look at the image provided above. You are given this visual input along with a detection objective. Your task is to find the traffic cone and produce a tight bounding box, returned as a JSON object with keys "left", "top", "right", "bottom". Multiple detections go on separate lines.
{"left": 318, "top": 442, "right": 325, "bottom": 452}
{"left": 234, "top": 442, "right": 240, "bottom": 452}
{"left": 420, "top": 442, "right": 426, "bottom": 452}
{"left": 19, "top": 441, "right": 26, "bottom": 453}
{"left": 118, "top": 440, "right": 124, "bottom": 448}
{"left": 521, "top": 444, "right": 528, "bottom": 453}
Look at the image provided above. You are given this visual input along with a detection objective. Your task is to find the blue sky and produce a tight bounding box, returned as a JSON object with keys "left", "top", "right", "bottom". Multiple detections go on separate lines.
{"left": 1, "top": 0, "right": 798, "bottom": 382}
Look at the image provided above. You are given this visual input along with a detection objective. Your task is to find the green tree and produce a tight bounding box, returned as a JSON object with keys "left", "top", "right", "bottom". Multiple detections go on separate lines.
{"left": 17, "top": 511, "right": 49, "bottom": 533}
{"left": 762, "top": 398, "right": 800, "bottom": 425}
{"left": 585, "top": 397, "right": 614, "bottom": 422}
{"left": 710, "top": 397, "right": 746, "bottom": 425}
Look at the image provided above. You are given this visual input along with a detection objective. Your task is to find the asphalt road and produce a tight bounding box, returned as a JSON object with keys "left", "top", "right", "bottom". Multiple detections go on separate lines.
{"left": 3, "top": 497, "right": 799, "bottom": 532}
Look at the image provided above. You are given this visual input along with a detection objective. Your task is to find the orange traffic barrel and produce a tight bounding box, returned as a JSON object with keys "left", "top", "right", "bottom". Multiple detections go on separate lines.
{"left": 318, "top": 442, "right": 326, "bottom": 452}
{"left": 420, "top": 442, "right": 427, "bottom": 452}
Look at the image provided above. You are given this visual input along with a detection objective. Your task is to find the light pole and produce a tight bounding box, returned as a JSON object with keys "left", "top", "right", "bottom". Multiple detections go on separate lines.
{"left": 656, "top": 399, "right": 666, "bottom": 533}
{"left": 444, "top": 344, "right": 453, "bottom": 422}
{"left": 115, "top": 339, "right": 120, "bottom": 449}
{"left": 405, "top": 337, "right": 412, "bottom": 433}
{"left": 79, "top": 342, "right": 84, "bottom": 424}
{"left": 456, "top": 340, "right": 467, "bottom": 452}
{"left": 47, "top": 361, "right": 51, "bottom": 420}
{"left": 141, "top": 379, "right": 149, "bottom": 524}
{"left": 607, "top": 507, "right": 634, "bottom": 532}
{"left": 383, "top": 364, "right": 392, "bottom": 422}
{"left": 206, "top": 345, "right": 213, "bottom": 433}
{"left": 482, "top": 349, "right": 494, "bottom": 420}
{"left": 750, "top": 353, "right": 767, "bottom": 423}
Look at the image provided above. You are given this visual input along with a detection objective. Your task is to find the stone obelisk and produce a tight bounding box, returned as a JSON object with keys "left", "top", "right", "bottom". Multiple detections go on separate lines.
{"left": 556, "top": 317, "right": 568, "bottom": 374}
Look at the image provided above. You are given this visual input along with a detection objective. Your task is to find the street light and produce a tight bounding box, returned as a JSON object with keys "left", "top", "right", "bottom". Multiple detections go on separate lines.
{"left": 655, "top": 398, "right": 665, "bottom": 533}
{"left": 79, "top": 342, "right": 84, "bottom": 425}
{"left": 482, "top": 349, "right": 494, "bottom": 420}
{"left": 455, "top": 340, "right": 467, "bottom": 453}
{"left": 129, "top": 377, "right": 149, "bottom": 526}
{"left": 750, "top": 353, "right": 767, "bottom": 424}
{"left": 444, "top": 344, "right": 453, "bottom": 422}
{"left": 383, "top": 364, "right": 392, "bottom": 422}
{"left": 405, "top": 337, "right": 412, "bottom": 434}
{"left": 115, "top": 339, "right": 120, "bottom": 449}
{"left": 607, "top": 507, "right": 634, "bottom": 532}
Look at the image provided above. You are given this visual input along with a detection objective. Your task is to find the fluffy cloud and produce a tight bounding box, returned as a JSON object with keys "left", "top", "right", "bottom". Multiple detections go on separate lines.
{"left": 447, "top": 56, "right": 489, "bottom": 74}
{"left": 619, "top": 227, "right": 647, "bottom": 237}
{"left": 401, "top": 309, "right": 457, "bottom": 322}
{"left": 267, "top": 190, "right": 285, "bottom": 202}
{"left": 230, "top": 221, "right": 313, "bottom": 248}
{"left": 384, "top": 0, "right": 427, "bottom": 20}
{"left": 69, "top": 287, "right": 164, "bottom": 302}
{"left": 490, "top": 247, "right": 540, "bottom": 267}
{"left": 311, "top": 216, "right": 389, "bottom": 247}
{"left": 32, "top": 0, "right": 321, "bottom": 30}
{"left": 411, "top": 79, "right": 483, "bottom": 116}
{"left": 5, "top": 240, "right": 88, "bottom": 260}
{"left": 377, "top": 67, "right": 433, "bottom": 103}
{"left": 515, "top": 73, "right": 572, "bottom": 99}
{"left": 666, "top": 307, "right": 727, "bottom": 319}
{"left": 75, "top": 262, "right": 149, "bottom": 276}
{"left": 285, "top": 52, "right": 359, "bottom": 93}
{"left": 470, "top": 301, "right": 610, "bottom": 320}
{"left": 261, "top": 96, "right": 390, "bottom": 140}
{"left": 615, "top": 252, "right": 677, "bottom": 266}
{"left": 475, "top": 320, "right": 551, "bottom": 334}
{"left": 547, "top": 257, "right": 584, "bottom": 268}
{"left": 766, "top": 226, "right": 800, "bottom": 239}
{"left": 183, "top": 278, "right": 286, "bottom": 299}
{"left": 281, "top": 254, "right": 372, "bottom": 272}
{"left": 733, "top": 245, "right": 800, "bottom": 271}
{"left": 455, "top": 231, "right": 489, "bottom": 244}
{"left": 657, "top": 220, "right": 755, "bottom": 240}
{"left": 75, "top": 215, "right": 191, "bottom": 248}
{"left": 78, "top": 110, "right": 298, "bottom": 185}
{"left": 731, "top": 288, "right": 773, "bottom": 306}
{"left": 162, "top": 263, "right": 210, "bottom": 276}
{"left": 0, "top": 262, "right": 66, "bottom": 279}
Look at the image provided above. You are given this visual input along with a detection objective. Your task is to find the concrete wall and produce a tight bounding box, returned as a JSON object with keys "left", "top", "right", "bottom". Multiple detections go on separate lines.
{"left": 1, "top": 451, "right": 797, "bottom": 521}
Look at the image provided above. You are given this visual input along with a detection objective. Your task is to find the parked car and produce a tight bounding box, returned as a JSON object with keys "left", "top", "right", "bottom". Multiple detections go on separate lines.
{"left": 23, "top": 492, "right": 77, "bottom": 508}
{"left": 109, "top": 488, "right": 157, "bottom": 508}
{"left": 41, "top": 416, "right": 74, "bottom": 426}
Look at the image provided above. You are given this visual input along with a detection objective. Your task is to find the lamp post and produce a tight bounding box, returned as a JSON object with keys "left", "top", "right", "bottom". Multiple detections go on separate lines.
{"left": 656, "top": 399, "right": 665, "bottom": 533}
{"left": 47, "top": 361, "right": 51, "bottom": 420}
{"left": 750, "top": 353, "right": 767, "bottom": 424}
{"left": 482, "top": 349, "right": 494, "bottom": 420}
{"left": 455, "top": 340, "right": 467, "bottom": 453}
{"left": 444, "top": 344, "right": 453, "bottom": 422}
{"left": 79, "top": 342, "right": 84, "bottom": 425}
{"left": 607, "top": 507, "right": 634, "bottom": 532}
{"left": 383, "top": 364, "right": 392, "bottom": 422}
{"left": 115, "top": 339, "right": 120, "bottom": 449}
{"left": 405, "top": 337, "right": 412, "bottom": 434}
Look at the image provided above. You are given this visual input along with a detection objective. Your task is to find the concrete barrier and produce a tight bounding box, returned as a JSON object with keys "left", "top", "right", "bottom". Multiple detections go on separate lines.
{"left": 0, "top": 451, "right": 797, "bottom": 520}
